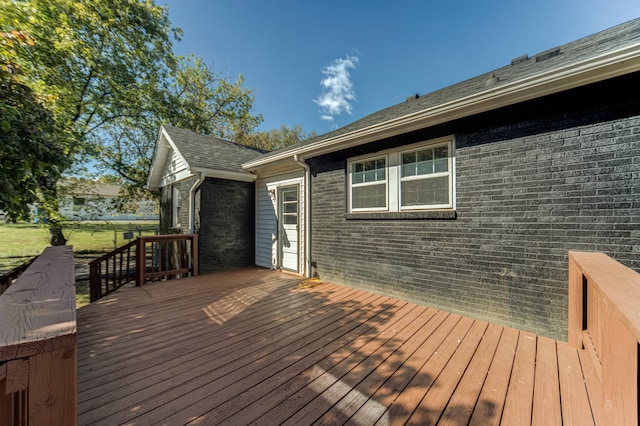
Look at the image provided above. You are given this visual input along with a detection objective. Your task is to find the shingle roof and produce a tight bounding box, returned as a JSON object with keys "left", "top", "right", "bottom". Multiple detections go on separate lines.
{"left": 162, "top": 125, "right": 265, "bottom": 174}
{"left": 250, "top": 18, "right": 640, "bottom": 165}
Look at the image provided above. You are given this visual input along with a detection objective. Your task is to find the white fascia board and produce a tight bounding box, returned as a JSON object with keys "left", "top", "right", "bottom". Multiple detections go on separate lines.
{"left": 192, "top": 167, "right": 257, "bottom": 183}
{"left": 147, "top": 125, "right": 191, "bottom": 191}
{"left": 146, "top": 126, "right": 169, "bottom": 191}
{"left": 159, "top": 168, "right": 193, "bottom": 188}
{"left": 243, "top": 43, "right": 640, "bottom": 169}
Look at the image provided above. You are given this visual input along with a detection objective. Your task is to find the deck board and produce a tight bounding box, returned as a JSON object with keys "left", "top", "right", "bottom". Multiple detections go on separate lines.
{"left": 77, "top": 268, "right": 596, "bottom": 425}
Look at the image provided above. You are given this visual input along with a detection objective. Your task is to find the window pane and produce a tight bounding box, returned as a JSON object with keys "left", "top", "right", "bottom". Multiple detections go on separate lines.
{"left": 417, "top": 149, "right": 433, "bottom": 162}
{"left": 402, "top": 152, "right": 415, "bottom": 164}
{"left": 434, "top": 145, "right": 448, "bottom": 159}
{"left": 417, "top": 160, "right": 433, "bottom": 175}
{"left": 401, "top": 176, "right": 449, "bottom": 206}
{"left": 283, "top": 214, "right": 297, "bottom": 225}
{"left": 434, "top": 158, "right": 448, "bottom": 173}
{"left": 402, "top": 164, "right": 415, "bottom": 177}
{"left": 352, "top": 183, "right": 386, "bottom": 209}
{"left": 352, "top": 158, "right": 385, "bottom": 183}
{"left": 283, "top": 203, "right": 297, "bottom": 213}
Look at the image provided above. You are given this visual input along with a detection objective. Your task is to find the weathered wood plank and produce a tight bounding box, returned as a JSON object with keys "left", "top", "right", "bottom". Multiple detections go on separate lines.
{"left": 75, "top": 269, "right": 597, "bottom": 426}
{"left": 29, "top": 346, "right": 77, "bottom": 425}
{"left": 532, "top": 335, "right": 562, "bottom": 425}
{"left": 198, "top": 303, "right": 428, "bottom": 425}
{"left": 373, "top": 314, "right": 469, "bottom": 425}
{"left": 557, "top": 341, "right": 595, "bottom": 426}
{"left": 501, "top": 330, "right": 537, "bottom": 424}
{"left": 342, "top": 310, "right": 451, "bottom": 426}
{"left": 5, "top": 358, "right": 28, "bottom": 394}
{"left": 79, "top": 285, "right": 385, "bottom": 424}
{"left": 469, "top": 326, "right": 519, "bottom": 426}
{"left": 0, "top": 246, "right": 76, "bottom": 362}
{"left": 438, "top": 322, "right": 503, "bottom": 425}
{"left": 578, "top": 347, "right": 602, "bottom": 424}
{"left": 408, "top": 320, "right": 488, "bottom": 425}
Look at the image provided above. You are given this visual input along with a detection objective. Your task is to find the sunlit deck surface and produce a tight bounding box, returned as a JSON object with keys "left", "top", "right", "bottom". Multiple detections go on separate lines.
{"left": 77, "top": 268, "right": 597, "bottom": 425}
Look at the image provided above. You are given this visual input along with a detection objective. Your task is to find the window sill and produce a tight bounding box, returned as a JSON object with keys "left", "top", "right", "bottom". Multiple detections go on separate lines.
{"left": 345, "top": 210, "right": 457, "bottom": 220}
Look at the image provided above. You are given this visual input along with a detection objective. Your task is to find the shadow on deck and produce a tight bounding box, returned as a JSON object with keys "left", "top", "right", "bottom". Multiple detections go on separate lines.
{"left": 77, "top": 267, "right": 596, "bottom": 425}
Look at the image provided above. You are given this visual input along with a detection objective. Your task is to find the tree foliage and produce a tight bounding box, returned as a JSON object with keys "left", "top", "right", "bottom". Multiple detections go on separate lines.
{"left": 0, "top": 31, "right": 71, "bottom": 222}
{"left": 1, "top": 0, "right": 311, "bottom": 245}
{"left": 1, "top": 0, "right": 178, "bottom": 244}
{"left": 237, "top": 124, "right": 316, "bottom": 151}
{"left": 97, "top": 54, "right": 264, "bottom": 196}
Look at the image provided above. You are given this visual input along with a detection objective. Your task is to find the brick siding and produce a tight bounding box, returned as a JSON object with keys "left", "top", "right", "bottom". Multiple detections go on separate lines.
{"left": 307, "top": 73, "right": 640, "bottom": 340}
{"left": 197, "top": 178, "right": 255, "bottom": 273}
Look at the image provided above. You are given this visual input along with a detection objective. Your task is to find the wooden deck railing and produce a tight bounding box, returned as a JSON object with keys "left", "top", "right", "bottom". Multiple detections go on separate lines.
{"left": 0, "top": 257, "right": 36, "bottom": 296}
{"left": 0, "top": 246, "right": 76, "bottom": 426}
{"left": 568, "top": 251, "right": 640, "bottom": 426}
{"left": 89, "top": 234, "right": 199, "bottom": 302}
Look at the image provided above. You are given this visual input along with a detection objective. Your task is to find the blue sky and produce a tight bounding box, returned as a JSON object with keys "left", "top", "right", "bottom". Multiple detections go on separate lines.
{"left": 161, "top": 1, "right": 640, "bottom": 135}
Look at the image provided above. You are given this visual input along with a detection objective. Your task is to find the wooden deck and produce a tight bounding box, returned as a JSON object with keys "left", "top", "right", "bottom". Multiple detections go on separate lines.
{"left": 77, "top": 268, "right": 596, "bottom": 425}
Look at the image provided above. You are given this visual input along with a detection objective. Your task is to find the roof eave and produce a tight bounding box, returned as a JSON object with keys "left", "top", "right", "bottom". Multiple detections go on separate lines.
{"left": 191, "top": 167, "right": 257, "bottom": 183}
{"left": 243, "top": 42, "right": 640, "bottom": 170}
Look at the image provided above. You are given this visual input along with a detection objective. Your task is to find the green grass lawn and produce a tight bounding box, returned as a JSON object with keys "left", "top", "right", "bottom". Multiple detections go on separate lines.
{"left": 0, "top": 221, "right": 159, "bottom": 307}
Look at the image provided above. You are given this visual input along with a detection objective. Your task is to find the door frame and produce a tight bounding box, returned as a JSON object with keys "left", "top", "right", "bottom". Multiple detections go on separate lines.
{"left": 277, "top": 184, "right": 300, "bottom": 272}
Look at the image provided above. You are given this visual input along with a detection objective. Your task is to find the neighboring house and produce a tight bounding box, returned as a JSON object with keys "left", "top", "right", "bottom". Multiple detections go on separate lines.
{"left": 149, "top": 19, "right": 640, "bottom": 340}
{"left": 147, "top": 125, "right": 265, "bottom": 273}
{"left": 58, "top": 181, "right": 158, "bottom": 221}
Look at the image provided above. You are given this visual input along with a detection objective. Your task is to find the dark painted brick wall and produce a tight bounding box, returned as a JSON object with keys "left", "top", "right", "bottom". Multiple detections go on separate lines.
{"left": 198, "top": 178, "right": 255, "bottom": 273}
{"left": 159, "top": 177, "right": 196, "bottom": 234}
{"left": 307, "top": 73, "right": 640, "bottom": 340}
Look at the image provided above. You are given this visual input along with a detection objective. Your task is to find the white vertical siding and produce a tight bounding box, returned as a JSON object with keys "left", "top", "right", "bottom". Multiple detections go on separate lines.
{"left": 255, "top": 172, "right": 305, "bottom": 273}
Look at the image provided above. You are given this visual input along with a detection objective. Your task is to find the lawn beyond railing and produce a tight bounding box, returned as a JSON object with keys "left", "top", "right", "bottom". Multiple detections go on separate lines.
{"left": 568, "top": 251, "right": 640, "bottom": 425}
{"left": 0, "top": 256, "right": 36, "bottom": 296}
{"left": 89, "top": 234, "right": 198, "bottom": 302}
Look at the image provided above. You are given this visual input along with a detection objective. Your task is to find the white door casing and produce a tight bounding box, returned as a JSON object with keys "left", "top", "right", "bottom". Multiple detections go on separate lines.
{"left": 278, "top": 186, "right": 299, "bottom": 272}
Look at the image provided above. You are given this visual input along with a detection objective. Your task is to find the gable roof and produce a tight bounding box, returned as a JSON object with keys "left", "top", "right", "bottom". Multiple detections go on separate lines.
{"left": 147, "top": 125, "right": 265, "bottom": 191}
{"left": 244, "top": 18, "right": 640, "bottom": 170}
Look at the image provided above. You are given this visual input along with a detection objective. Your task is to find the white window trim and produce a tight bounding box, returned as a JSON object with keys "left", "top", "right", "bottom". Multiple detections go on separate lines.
{"left": 398, "top": 141, "right": 453, "bottom": 211}
{"left": 172, "top": 186, "right": 181, "bottom": 228}
{"left": 347, "top": 137, "right": 455, "bottom": 213}
{"left": 348, "top": 154, "right": 389, "bottom": 212}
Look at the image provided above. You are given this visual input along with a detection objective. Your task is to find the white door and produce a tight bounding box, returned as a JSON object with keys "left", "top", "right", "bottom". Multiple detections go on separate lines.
{"left": 278, "top": 186, "right": 299, "bottom": 272}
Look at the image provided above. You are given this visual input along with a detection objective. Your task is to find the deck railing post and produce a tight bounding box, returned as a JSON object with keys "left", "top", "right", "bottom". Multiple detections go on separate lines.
{"left": 89, "top": 261, "right": 100, "bottom": 302}
{"left": 136, "top": 237, "right": 145, "bottom": 287}
{"left": 567, "top": 252, "right": 584, "bottom": 349}
{"left": 192, "top": 233, "right": 199, "bottom": 277}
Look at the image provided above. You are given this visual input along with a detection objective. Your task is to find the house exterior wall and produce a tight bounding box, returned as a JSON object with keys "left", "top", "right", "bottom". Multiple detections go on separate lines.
{"left": 159, "top": 177, "right": 195, "bottom": 234}
{"left": 306, "top": 73, "right": 640, "bottom": 340}
{"left": 198, "top": 178, "right": 255, "bottom": 273}
{"left": 255, "top": 172, "right": 305, "bottom": 272}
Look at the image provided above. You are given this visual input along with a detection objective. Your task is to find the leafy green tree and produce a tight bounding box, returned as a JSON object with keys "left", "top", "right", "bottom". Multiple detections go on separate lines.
{"left": 237, "top": 124, "right": 316, "bottom": 151}
{"left": 97, "top": 54, "right": 264, "bottom": 194}
{"left": 1, "top": 0, "right": 178, "bottom": 244}
{"left": 0, "top": 31, "right": 71, "bottom": 226}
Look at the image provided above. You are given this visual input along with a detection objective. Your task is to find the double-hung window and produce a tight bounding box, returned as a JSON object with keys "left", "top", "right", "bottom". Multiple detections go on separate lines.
{"left": 350, "top": 156, "right": 387, "bottom": 211}
{"left": 400, "top": 143, "right": 451, "bottom": 209}
{"left": 348, "top": 138, "right": 454, "bottom": 213}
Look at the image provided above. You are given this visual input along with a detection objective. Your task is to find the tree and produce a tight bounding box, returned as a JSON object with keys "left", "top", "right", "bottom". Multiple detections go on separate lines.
{"left": 1, "top": 0, "right": 178, "bottom": 244}
{"left": 97, "top": 54, "right": 264, "bottom": 194}
{"left": 237, "top": 124, "right": 316, "bottom": 151}
{"left": 0, "top": 31, "right": 71, "bottom": 223}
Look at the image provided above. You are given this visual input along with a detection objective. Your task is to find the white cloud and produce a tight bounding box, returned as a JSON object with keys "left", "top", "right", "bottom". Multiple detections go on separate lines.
{"left": 314, "top": 55, "right": 359, "bottom": 122}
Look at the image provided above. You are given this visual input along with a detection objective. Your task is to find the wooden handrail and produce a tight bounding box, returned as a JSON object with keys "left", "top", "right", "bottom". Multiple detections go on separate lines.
{"left": 89, "top": 239, "right": 137, "bottom": 301}
{"left": 89, "top": 234, "right": 199, "bottom": 302}
{"left": 0, "top": 256, "right": 36, "bottom": 296}
{"left": 0, "top": 246, "right": 76, "bottom": 425}
{"left": 568, "top": 251, "right": 640, "bottom": 426}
